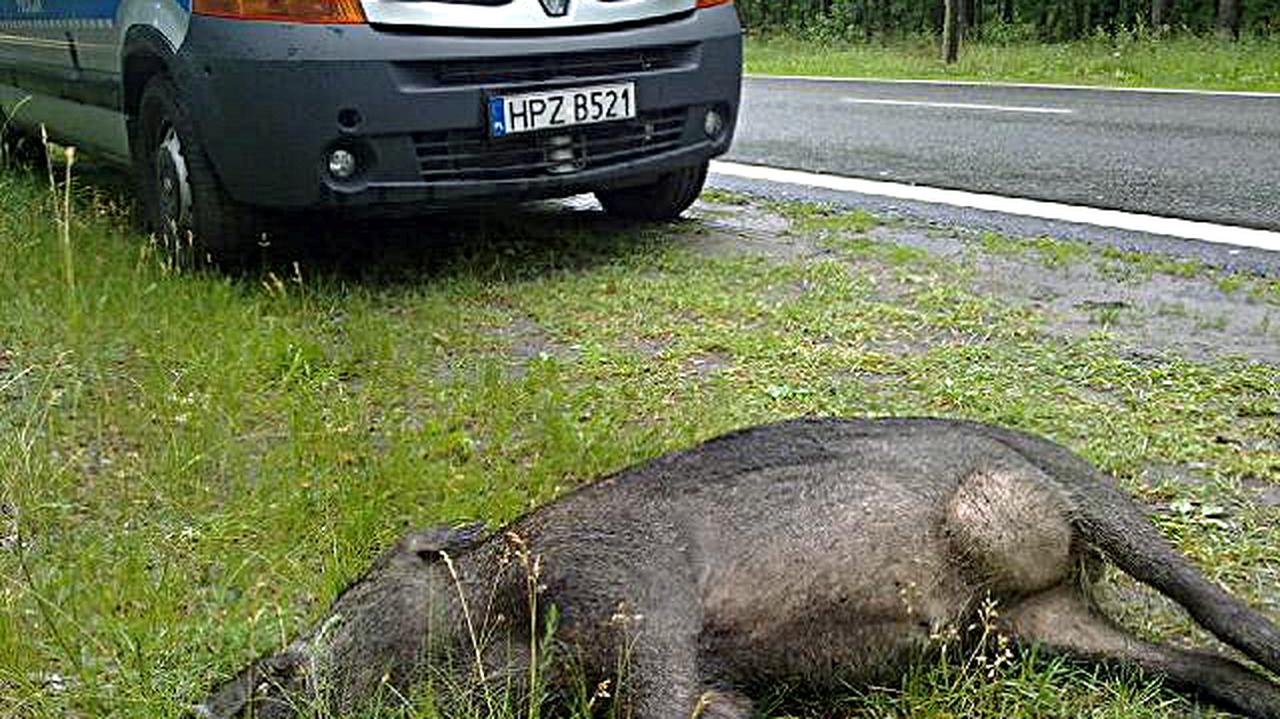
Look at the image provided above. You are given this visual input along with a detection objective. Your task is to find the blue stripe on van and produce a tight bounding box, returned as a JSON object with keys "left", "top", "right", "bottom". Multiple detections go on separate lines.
{"left": 0, "top": 0, "right": 123, "bottom": 21}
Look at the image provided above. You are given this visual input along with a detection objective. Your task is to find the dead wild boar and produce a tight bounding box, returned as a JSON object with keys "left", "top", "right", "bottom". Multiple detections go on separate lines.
{"left": 194, "top": 417, "right": 1280, "bottom": 718}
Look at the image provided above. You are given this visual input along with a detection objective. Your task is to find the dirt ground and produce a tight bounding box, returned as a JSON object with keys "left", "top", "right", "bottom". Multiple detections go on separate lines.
{"left": 688, "top": 196, "right": 1280, "bottom": 366}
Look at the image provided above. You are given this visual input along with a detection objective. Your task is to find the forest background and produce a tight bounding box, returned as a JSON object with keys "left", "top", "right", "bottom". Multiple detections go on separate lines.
{"left": 738, "top": 0, "right": 1279, "bottom": 89}
{"left": 735, "top": 0, "right": 1274, "bottom": 42}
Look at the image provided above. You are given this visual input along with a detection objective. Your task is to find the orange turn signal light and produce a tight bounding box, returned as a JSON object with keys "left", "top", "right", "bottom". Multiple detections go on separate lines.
{"left": 194, "top": 0, "right": 365, "bottom": 24}
{"left": 696, "top": 0, "right": 733, "bottom": 6}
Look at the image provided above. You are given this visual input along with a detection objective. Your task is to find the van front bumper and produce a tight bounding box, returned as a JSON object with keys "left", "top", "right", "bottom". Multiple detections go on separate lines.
{"left": 175, "top": 6, "right": 741, "bottom": 210}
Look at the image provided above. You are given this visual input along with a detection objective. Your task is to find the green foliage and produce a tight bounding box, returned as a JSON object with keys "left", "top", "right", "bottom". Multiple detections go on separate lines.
{"left": 745, "top": 33, "right": 1280, "bottom": 91}
{"left": 735, "top": 0, "right": 1280, "bottom": 42}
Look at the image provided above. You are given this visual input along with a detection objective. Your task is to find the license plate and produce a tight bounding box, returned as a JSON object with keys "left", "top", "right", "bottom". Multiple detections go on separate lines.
{"left": 489, "top": 82, "right": 636, "bottom": 138}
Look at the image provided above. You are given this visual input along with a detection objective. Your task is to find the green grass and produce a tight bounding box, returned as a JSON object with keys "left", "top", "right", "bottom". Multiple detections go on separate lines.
{"left": 1, "top": 159, "right": 1278, "bottom": 718}
{"left": 745, "top": 32, "right": 1280, "bottom": 91}
{"left": 975, "top": 231, "right": 1091, "bottom": 267}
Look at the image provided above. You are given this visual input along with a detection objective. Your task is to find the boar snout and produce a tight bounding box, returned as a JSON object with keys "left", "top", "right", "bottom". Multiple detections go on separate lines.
{"left": 189, "top": 647, "right": 311, "bottom": 719}
{"left": 194, "top": 523, "right": 484, "bottom": 718}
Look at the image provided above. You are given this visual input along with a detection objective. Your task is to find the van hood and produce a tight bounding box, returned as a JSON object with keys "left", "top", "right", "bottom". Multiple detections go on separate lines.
{"left": 360, "top": 0, "right": 698, "bottom": 30}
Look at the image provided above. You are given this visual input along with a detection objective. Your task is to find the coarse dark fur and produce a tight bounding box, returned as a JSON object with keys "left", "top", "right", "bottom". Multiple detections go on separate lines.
{"left": 194, "top": 417, "right": 1280, "bottom": 718}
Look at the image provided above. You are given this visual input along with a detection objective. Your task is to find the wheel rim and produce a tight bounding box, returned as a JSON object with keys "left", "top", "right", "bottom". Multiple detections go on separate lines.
{"left": 154, "top": 124, "right": 192, "bottom": 234}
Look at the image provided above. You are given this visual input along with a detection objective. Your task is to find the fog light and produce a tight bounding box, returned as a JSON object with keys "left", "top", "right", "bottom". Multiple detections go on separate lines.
{"left": 703, "top": 108, "right": 725, "bottom": 138}
{"left": 328, "top": 149, "right": 358, "bottom": 179}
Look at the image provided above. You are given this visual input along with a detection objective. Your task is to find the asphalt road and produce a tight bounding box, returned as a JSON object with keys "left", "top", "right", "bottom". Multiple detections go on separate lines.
{"left": 727, "top": 77, "right": 1280, "bottom": 231}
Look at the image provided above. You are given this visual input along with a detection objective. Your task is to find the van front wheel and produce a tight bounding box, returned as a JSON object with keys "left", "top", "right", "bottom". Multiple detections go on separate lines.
{"left": 137, "top": 76, "right": 260, "bottom": 259}
{"left": 595, "top": 162, "right": 709, "bottom": 221}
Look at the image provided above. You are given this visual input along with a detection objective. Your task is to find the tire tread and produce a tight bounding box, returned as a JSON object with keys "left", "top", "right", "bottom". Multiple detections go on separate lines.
{"left": 137, "top": 76, "right": 261, "bottom": 259}
{"left": 596, "top": 162, "right": 709, "bottom": 221}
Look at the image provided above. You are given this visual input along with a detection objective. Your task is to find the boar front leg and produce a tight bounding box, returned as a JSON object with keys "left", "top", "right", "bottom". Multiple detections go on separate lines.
{"left": 622, "top": 626, "right": 754, "bottom": 719}
{"left": 628, "top": 667, "right": 754, "bottom": 719}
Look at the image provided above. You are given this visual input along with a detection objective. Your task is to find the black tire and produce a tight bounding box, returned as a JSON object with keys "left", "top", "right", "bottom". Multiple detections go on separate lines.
{"left": 136, "top": 76, "right": 260, "bottom": 259}
{"left": 0, "top": 109, "right": 47, "bottom": 168}
{"left": 595, "top": 161, "right": 709, "bottom": 221}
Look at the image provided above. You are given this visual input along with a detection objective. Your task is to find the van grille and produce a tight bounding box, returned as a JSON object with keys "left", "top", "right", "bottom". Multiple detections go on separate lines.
{"left": 411, "top": 108, "right": 688, "bottom": 182}
{"left": 429, "top": 44, "right": 695, "bottom": 86}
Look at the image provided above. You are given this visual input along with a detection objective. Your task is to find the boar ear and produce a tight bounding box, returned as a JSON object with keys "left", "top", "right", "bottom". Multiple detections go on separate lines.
{"left": 400, "top": 522, "right": 488, "bottom": 560}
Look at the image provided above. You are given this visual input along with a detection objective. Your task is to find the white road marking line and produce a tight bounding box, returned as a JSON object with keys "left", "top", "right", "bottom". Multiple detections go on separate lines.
{"left": 747, "top": 74, "right": 1280, "bottom": 99}
{"left": 842, "top": 97, "right": 1074, "bottom": 114}
{"left": 709, "top": 161, "right": 1280, "bottom": 253}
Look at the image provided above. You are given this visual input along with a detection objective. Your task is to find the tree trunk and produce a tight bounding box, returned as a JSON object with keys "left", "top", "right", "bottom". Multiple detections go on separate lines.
{"left": 943, "top": 0, "right": 961, "bottom": 63}
{"left": 1217, "top": 0, "right": 1241, "bottom": 38}
{"left": 1151, "top": 0, "right": 1173, "bottom": 27}
{"left": 1037, "top": 1, "right": 1051, "bottom": 38}
{"left": 1001, "top": 0, "right": 1014, "bottom": 23}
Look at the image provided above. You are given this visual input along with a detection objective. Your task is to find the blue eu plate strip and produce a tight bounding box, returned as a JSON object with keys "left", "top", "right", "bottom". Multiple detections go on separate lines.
{"left": 489, "top": 96, "right": 507, "bottom": 139}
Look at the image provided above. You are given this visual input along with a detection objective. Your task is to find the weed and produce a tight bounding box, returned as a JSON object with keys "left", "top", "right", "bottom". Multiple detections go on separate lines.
{"left": 1093, "top": 305, "right": 1124, "bottom": 328}
{"left": 699, "top": 188, "right": 753, "bottom": 206}
{"left": 770, "top": 200, "right": 881, "bottom": 235}
{"left": 1248, "top": 278, "right": 1280, "bottom": 305}
{"left": 975, "top": 232, "right": 1090, "bottom": 268}
{"left": 1194, "top": 312, "right": 1230, "bottom": 331}
{"left": 978, "top": 231, "right": 1024, "bottom": 256}
{"left": 56, "top": 145, "right": 77, "bottom": 316}
{"left": 0, "top": 96, "right": 33, "bottom": 168}
{"left": 1216, "top": 273, "right": 1246, "bottom": 295}
{"left": 1098, "top": 245, "right": 1211, "bottom": 279}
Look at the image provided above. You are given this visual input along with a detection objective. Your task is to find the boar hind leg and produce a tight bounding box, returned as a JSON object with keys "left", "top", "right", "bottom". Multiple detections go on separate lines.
{"left": 946, "top": 467, "right": 1077, "bottom": 595}
{"left": 1007, "top": 586, "right": 1280, "bottom": 719}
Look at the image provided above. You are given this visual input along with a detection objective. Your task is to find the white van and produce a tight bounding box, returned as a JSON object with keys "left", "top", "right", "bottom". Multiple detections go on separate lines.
{"left": 0, "top": 0, "right": 741, "bottom": 252}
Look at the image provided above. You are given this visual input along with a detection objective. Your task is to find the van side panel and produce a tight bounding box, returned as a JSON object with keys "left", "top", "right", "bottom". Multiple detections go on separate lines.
{"left": 0, "top": 0, "right": 136, "bottom": 158}
{"left": 3, "top": 89, "right": 128, "bottom": 156}
{"left": 0, "top": 0, "right": 82, "bottom": 121}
